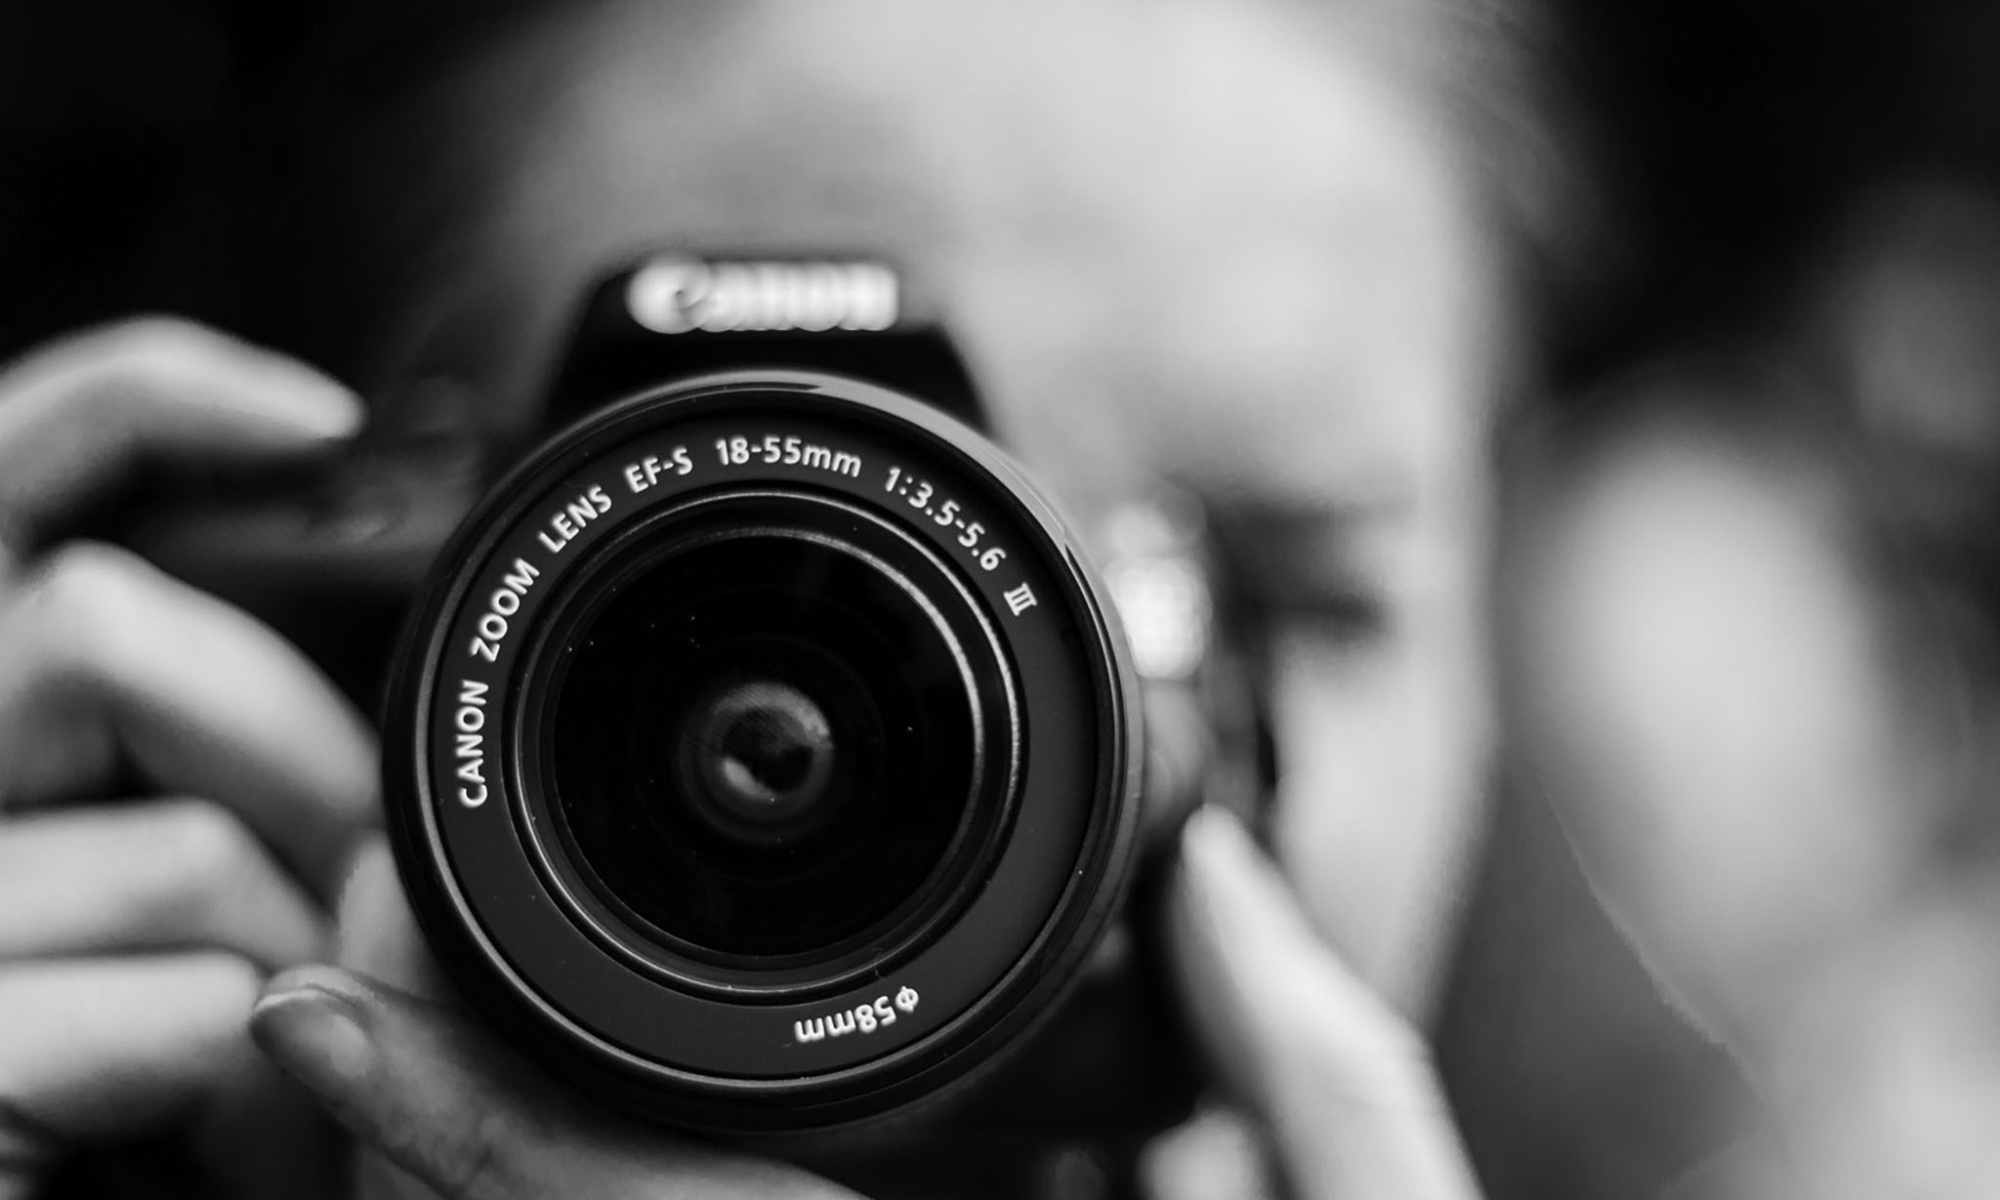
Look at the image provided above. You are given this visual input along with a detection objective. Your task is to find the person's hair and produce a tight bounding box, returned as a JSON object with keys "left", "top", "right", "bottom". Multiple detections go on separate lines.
{"left": 224, "top": 0, "right": 1578, "bottom": 385}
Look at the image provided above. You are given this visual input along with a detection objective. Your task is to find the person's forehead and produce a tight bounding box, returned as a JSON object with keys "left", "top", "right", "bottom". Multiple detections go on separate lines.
{"left": 417, "top": 0, "right": 1500, "bottom": 507}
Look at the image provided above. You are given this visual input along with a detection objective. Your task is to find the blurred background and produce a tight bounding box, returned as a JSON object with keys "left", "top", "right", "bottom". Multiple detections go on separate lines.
{"left": 9, "top": 1, "right": 2000, "bottom": 1197}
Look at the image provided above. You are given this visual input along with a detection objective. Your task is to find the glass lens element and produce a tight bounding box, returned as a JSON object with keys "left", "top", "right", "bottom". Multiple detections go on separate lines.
{"left": 547, "top": 531, "right": 977, "bottom": 960}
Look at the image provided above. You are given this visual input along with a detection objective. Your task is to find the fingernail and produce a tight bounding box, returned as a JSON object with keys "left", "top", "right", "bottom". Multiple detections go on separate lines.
{"left": 251, "top": 355, "right": 366, "bottom": 439}
{"left": 284, "top": 379, "right": 366, "bottom": 440}
{"left": 1176, "top": 807, "right": 1248, "bottom": 945}
{"left": 1177, "top": 806, "right": 1301, "bottom": 961}
{"left": 251, "top": 977, "right": 374, "bottom": 1099}
{"left": 1181, "top": 806, "right": 1255, "bottom": 895}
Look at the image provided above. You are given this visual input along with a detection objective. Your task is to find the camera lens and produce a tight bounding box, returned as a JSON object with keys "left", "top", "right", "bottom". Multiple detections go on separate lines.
{"left": 539, "top": 522, "right": 985, "bottom": 962}
{"left": 384, "top": 372, "right": 1140, "bottom": 1131}
{"left": 680, "top": 679, "right": 835, "bottom": 835}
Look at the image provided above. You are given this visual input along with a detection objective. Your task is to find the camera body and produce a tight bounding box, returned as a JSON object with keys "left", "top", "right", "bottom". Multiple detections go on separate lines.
{"left": 137, "top": 253, "right": 1265, "bottom": 1183}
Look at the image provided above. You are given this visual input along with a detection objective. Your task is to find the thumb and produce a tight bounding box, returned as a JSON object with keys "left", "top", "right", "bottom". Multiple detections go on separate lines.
{"left": 1165, "top": 806, "right": 1482, "bottom": 1200}
{"left": 248, "top": 966, "right": 854, "bottom": 1200}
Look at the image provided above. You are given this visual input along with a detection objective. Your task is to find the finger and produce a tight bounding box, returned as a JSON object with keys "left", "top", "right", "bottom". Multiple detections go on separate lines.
{"left": 1140, "top": 682, "right": 1214, "bottom": 846}
{"left": 0, "top": 541, "right": 377, "bottom": 896}
{"left": 252, "top": 967, "right": 861, "bottom": 1200}
{"left": 0, "top": 953, "right": 264, "bottom": 1151}
{"left": 1166, "top": 806, "right": 1482, "bottom": 1200}
{"left": 336, "top": 833, "right": 453, "bottom": 1002}
{"left": 0, "top": 952, "right": 337, "bottom": 1200}
{"left": 0, "top": 318, "right": 360, "bottom": 570}
{"left": 331, "top": 835, "right": 460, "bottom": 1200}
{"left": 0, "top": 799, "right": 329, "bottom": 968}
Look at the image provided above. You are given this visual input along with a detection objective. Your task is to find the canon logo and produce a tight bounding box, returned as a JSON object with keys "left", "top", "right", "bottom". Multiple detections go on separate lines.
{"left": 625, "top": 257, "right": 900, "bottom": 335}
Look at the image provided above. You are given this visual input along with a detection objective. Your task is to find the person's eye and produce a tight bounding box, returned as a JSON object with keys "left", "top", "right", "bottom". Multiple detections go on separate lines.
{"left": 1208, "top": 504, "right": 1393, "bottom": 648}
{"left": 1268, "top": 588, "right": 1390, "bottom": 648}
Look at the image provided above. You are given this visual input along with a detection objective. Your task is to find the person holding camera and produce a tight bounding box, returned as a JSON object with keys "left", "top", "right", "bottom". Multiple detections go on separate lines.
{"left": 0, "top": 1, "right": 1536, "bottom": 1197}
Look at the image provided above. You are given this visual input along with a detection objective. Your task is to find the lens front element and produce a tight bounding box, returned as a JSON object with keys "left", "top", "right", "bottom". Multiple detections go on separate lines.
{"left": 537, "top": 506, "right": 999, "bottom": 967}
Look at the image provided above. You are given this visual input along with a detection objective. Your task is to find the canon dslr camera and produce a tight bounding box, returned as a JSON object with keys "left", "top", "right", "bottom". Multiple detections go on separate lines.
{"left": 141, "top": 254, "right": 1258, "bottom": 1140}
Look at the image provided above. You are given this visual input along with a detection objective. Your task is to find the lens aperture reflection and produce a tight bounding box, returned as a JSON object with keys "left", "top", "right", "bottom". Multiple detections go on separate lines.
{"left": 678, "top": 679, "right": 838, "bottom": 837}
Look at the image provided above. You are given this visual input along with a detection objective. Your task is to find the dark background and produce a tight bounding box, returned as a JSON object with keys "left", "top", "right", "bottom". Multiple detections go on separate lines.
{"left": 9, "top": 1, "right": 1995, "bottom": 1195}
{"left": 16, "top": 0, "right": 2000, "bottom": 384}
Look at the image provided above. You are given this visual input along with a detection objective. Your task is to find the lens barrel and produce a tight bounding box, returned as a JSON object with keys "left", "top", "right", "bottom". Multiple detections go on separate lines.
{"left": 382, "top": 372, "right": 1140, "bottom": 1132}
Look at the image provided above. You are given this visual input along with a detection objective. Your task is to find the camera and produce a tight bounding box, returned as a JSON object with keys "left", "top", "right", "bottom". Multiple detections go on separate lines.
{"left": 136, "top": 254, "right": 1264, "bottom": 1148}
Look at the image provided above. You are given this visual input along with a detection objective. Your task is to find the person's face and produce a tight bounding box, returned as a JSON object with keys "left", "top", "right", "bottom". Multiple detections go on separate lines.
{"left": 367, "top": 0, "right": 1508, "bottom": 1013}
